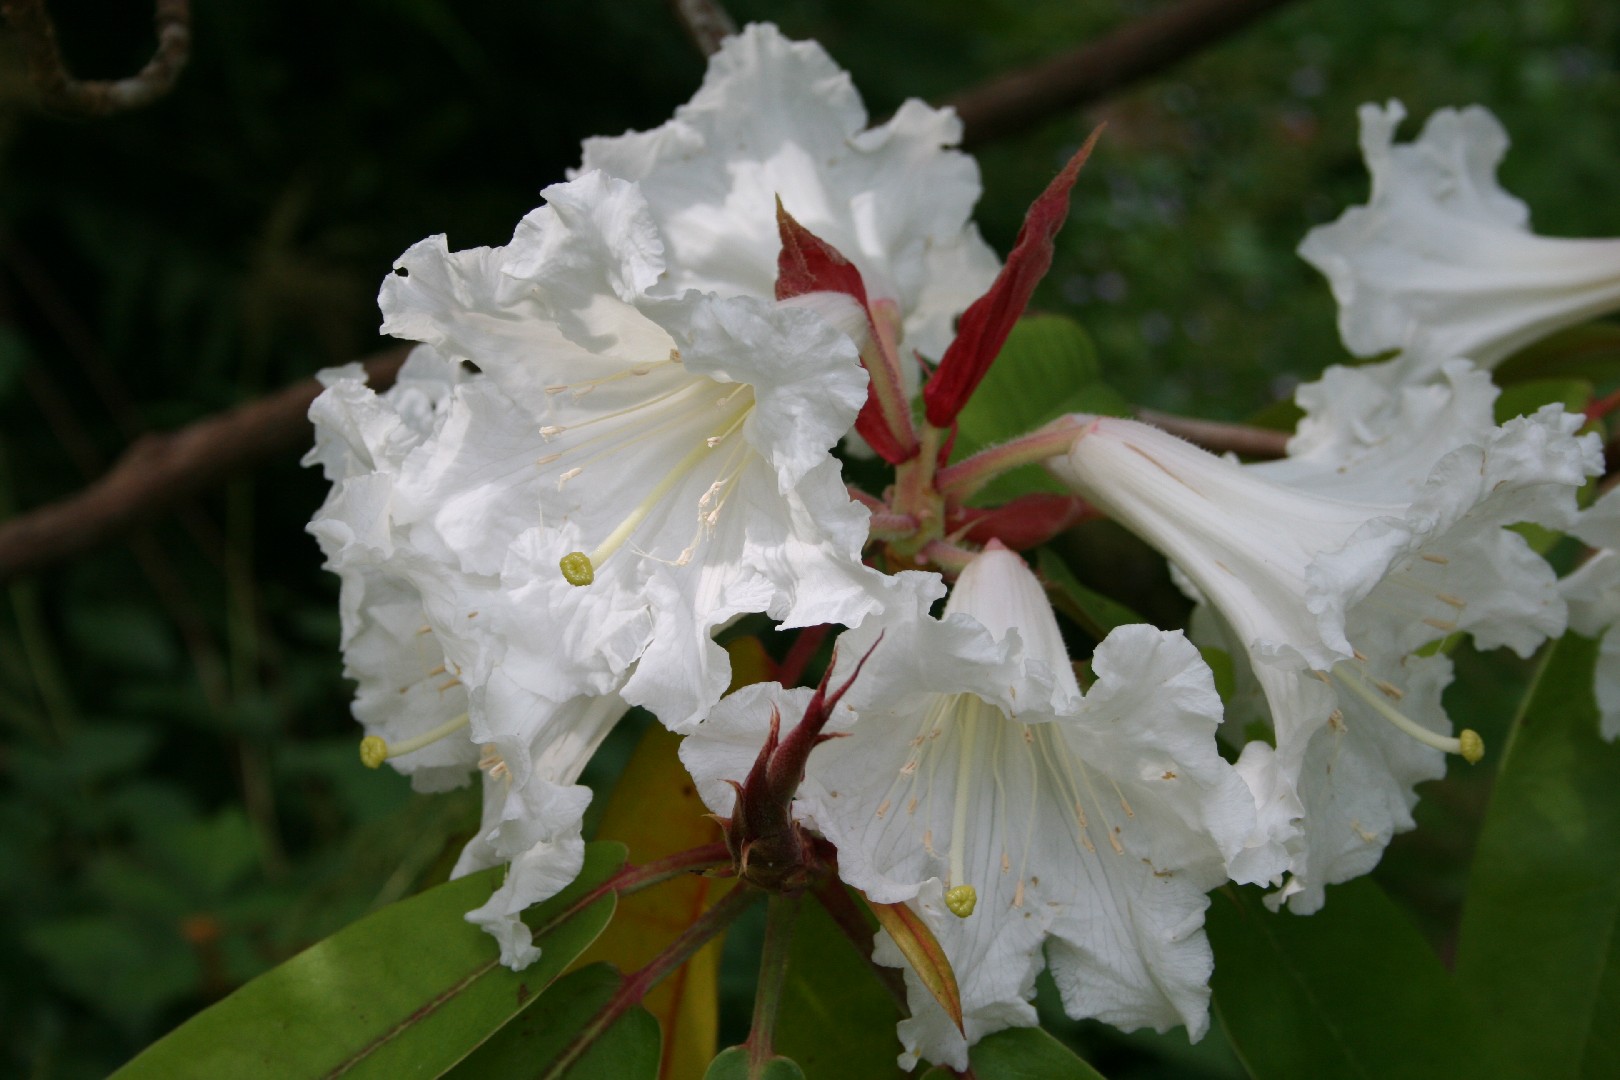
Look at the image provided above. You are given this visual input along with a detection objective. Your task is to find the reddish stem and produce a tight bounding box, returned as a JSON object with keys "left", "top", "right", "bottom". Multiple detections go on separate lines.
{"left": 777, "top": 624, "right": 832, "bottom": 689}
{"left": 543, "top": 884, "right": 760, "bottom": 1079}
{"left": 539, "top": 843, "right": 732, "bottom": 933}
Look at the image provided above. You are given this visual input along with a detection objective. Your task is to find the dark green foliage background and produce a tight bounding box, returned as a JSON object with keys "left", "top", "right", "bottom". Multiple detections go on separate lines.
{"left": 1, "top": 1, "right": 1616, "bottom": 1076}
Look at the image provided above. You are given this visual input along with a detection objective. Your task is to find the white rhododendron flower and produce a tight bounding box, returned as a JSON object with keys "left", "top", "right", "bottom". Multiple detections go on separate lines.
{"left": 683, "top": 553, "right": 1263, "bottom": 1069}
{"left": 1561, "top": 487, "right": 1620, "bottom": 741}
{"left": 1300, "top": 100, "right": 1620, "bottom": 373}
{"left": 1048, "top": 363, "right": 1600, "bottom": 910}
{"left": 378, "top": 170, "right": 892, "bottom": 730}
{"left": 309, "top": 349, "right": 632, "bottom": 967}
{"left": 579, "top": 22, "right": 999, "bottom": 368}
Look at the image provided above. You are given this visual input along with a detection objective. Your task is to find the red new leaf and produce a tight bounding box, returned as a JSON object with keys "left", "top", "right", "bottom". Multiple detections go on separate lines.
{"left": 949, "top": 493, "right": 1092, "bottom": 550}
{"left": 922, "top": 124, "right": 1104, "bottom": 429}
{"left": 775, "top": 200, "right": 917, "bottom": 463}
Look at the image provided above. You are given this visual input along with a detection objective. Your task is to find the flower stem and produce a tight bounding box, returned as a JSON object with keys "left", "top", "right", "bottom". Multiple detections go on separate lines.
{"left": 935, "top": 416, "right": 1086, "bottom": 501}
{"left": 745, "top": 892, "right": 803, "bottom": 1069}
{"left": 536, "top": 842, "right": 733, "bottom": 936}
{"left": 1134, "top": 408, "right": 1288, "bottom": 459}
{"left": 777, "top": 624, "right": 832, "bottom": 689}
{"left": 541, "top": 884, "right": 761, "bottom": 1080}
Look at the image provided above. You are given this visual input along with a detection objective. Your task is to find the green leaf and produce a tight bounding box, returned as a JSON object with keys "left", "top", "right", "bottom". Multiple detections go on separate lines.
{"left": 1493, "top": 377, "right": 1592, "bottom": 424}
{"left": 1207, "top": 879, "right": 1503, "bottom": 1080}
{"left": 112, "top": 842, "right": 628, "bottom": 1080}
{"left": 447, "top": 964, "right": 661, "bottom": 1080}
{"left": 774, "top": 894, "right": 905, "bottom": 1080}
{"left": 1493, "top": 322, "right": 1620, "bottom": 385}
{"left": 1035, "top": 547, "right": 1144, "bottom": 640}
{"left": 704, "top": 1045, "right": 808, "bottom": 1080}
{"left": 951, "top": 314, "right": 1127, "bottom": 505}
{"left": 1455, "top": 633, "right": 1620, "bottom": 1080}
{"left": 958, "top": 1027, "right": 1106, "bottom": 1079}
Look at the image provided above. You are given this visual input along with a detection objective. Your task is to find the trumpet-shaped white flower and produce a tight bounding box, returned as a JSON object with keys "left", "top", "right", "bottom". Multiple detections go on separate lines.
{"left": 1561, "top": 487, "right": 1620, "bottom": 741}
{"left": 1047, "top": 366, "right": 1600, "bottom": 910}
{"left": 378, "top": 170, "right": 893, "bottom": 729}
{"left": 683, "top": 553, "right": 1262, "bottom": 1069}
{"left": 578, "top": 22, "right": 999, "bottom": 366}
{"left": 1300, "top": 100, "right": 1620, "bottom": 372}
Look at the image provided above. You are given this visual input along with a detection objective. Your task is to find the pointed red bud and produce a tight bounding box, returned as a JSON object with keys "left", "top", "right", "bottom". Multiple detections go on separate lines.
{"left": 775, "top": 200, "right": 917, "bottom": 463}
{"left": 922, "top": 124, "right": 1104, "bottom": 429}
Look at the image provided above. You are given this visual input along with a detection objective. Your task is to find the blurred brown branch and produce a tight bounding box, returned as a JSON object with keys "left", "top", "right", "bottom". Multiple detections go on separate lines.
{"left": 670, "top": 0, "right": 735, "bottom": 57}
{"left": 949, "top": 0, "right": 1299, "bottom": 147}
{"left": 0, "top": 347, "right": 410, "bottom": 583}
{"left": 1135, "top": 408, "right": 1289, "bottom": 459}
{"left": 0, "top": 0, "right": 1302, "bottom": 580}
{"left": 3, "top": 0, "right": 191, "bottom": 115}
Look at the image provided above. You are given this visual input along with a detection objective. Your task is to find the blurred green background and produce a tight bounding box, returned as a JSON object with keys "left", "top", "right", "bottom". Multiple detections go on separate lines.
{"left": 1, "top": 1, "right": 1616, "bottom": 1076}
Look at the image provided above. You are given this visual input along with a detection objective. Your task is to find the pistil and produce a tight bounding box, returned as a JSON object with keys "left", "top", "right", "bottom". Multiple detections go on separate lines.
{"left": 1330, "top": 662, "right": 1483, "bottom": 762}
{"left": 359, "top": 711, "right": 471, "bottom": 768}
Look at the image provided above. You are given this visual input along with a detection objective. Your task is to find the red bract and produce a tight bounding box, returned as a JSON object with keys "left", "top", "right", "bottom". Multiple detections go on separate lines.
{"left": 950, "top": 493, "right": 1093, "bottom": 550}
{"left": 921, "top": 125, "right": 1104, "bottom": 429}
{"left": 775, "top": 200, "right": 918, "bottom": 463}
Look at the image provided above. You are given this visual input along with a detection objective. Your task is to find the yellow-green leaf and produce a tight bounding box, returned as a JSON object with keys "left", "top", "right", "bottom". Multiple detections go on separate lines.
{"left": 579, "top": 723, "right": 732, "bottom": 1078}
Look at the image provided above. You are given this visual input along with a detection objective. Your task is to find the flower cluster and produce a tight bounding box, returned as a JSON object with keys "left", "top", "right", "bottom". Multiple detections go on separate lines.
{"left": 308, "top": 27, "right": 1614, "bottom": 1071}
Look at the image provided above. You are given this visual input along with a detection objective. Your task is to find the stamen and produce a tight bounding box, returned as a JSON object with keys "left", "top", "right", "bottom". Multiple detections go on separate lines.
{"left": 1332, "top": 663, "right": 1482, "bottom": 761}
{"left": 478, "top": 744, "right": 511, "bottom": 782}
{"left": 1421, "top": 553, "right": 1450, "bottom": 565}
{"left": 358, "top": 711, "right": 471, "bottom": 768}
{"left": 1423, "top": 617, "right": 1458, "bottom": 631}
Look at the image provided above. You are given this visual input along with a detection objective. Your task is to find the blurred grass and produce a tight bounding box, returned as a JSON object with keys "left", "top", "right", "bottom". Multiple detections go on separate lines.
{"left": 1, "top": 1, "right": 1617, "bottom": 1076}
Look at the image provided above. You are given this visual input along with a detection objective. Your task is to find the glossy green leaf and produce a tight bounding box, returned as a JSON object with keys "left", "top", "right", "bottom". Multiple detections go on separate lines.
{"left": 1207, "top": 879, "right": 1503, "bottom": 1080}
{"left": 704, "top": 1045, "right": 808, "bottom": 1080}
{"left": 775, "top": 894, "right": 905, "bottom": 1080}
{"left": 1493, "top": 377, "right": 1592, "bottom": 424}
{"left": 951, "top": 314, "right": 1127, "bottom": 504}
{"left": 928, "top": 1027, "right": 1105, "bottom": 1079}
{"left": 112, "top": 842, "right": 627, "bottom": 1080}
{"left": 1455, "top": 633, "right": 1620, "bottom": 1080}
{"left": 1035, "top": 547, "right": 1144, "bottom": 641}
{"left": 448, "top": 964, "right": 660, "bottom": 1080}
{"left": 1493, "top": 322, "right": 1620, "bottom": 385}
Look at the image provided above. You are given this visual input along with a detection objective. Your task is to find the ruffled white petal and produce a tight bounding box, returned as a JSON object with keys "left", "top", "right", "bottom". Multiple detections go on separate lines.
{"left": 578, "top": 23, "right": 999, "bottom": 366}
{"left": 1562, "top": 489, "right": 1620, "bottom": 740}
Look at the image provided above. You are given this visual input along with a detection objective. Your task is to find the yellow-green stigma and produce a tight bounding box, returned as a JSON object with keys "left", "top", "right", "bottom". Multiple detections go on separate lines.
{"left": 357, "top": 712, "right": 471, "bottom": 769}
{"left": 1330, "top": 662, "right": 1485, "bottom": 762}
{"left": 359, "top": 735, "right": 388, "bottom": 769}
{"left": 945, "top": 884, "right": 977, "bottom": 918}
{"left": 559, "top": 551, "right": 595, "bottom": 587}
